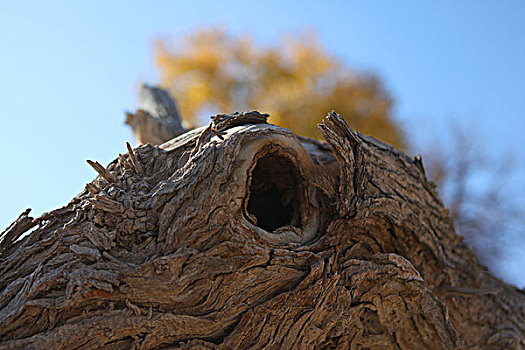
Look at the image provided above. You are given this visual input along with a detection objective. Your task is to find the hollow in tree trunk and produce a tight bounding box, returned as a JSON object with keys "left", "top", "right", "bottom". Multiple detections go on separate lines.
{"left": 0, "top": 88, "right": 524, "bottom": 349}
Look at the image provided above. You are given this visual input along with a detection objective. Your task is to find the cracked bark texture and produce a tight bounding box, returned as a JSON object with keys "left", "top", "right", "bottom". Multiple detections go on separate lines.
{"left": 1, "top": 108, "right": 524, "bottom": 349}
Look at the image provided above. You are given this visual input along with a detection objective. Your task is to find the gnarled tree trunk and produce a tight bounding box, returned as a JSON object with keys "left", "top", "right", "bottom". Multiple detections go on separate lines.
{"left": 0, "top": 88, "right": 524, "bottom": 349}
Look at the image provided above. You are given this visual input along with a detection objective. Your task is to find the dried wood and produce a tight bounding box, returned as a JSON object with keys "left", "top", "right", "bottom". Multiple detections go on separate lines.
{"left": 126, "top": 142, "right": 143, "bottom": 175}
{"left": 0, "top": 209, "right": 36, "bottom": 254}
{"left": 86, "top": 160, "right": 116, "bottom": 183}
{"left": 1, "top": 109, "right": 524, "bottom": 349}
{"left": 125, "top": 84, "right": 187, "bottom": 145}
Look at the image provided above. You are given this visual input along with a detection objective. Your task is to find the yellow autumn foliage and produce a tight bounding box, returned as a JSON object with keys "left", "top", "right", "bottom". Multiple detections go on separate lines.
{"left": 154, "top": 28, "right": 404, "bottom": 148}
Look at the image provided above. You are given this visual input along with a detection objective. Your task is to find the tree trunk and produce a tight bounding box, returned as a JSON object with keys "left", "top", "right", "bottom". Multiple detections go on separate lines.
{"left": 1, "top": 89, "right": 524, "bottom": 349}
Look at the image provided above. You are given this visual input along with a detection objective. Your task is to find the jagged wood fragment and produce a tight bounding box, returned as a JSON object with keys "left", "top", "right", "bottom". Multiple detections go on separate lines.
{"left": 125, "top": 84, "right": 187, "bottom": 145}
{"left": 86, "top": 159, "right": 115, "bottom": 182}
{"left": 126, "top": 141, "right": 143, "bottom": 175}
{"left": 0, "top": 209, "right": 36, "bottom": 254}
{"left": 85, "top": 182, "right": 100, "bottom": 196}
{"left": 87, "top": 195, "right": 125, "bottom": 213}
{"left": 211, "top": 111, "right": 269, "bottom": 131}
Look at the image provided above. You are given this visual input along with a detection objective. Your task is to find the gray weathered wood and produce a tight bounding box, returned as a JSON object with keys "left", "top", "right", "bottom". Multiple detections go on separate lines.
{"left": 125, "top": 84, "right": 187, "bottom": 144}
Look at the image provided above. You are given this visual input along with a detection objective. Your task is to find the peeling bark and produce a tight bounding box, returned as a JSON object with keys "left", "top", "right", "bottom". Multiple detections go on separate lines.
{"left": 1, "top": 107, "right": 524, "bottom": 349}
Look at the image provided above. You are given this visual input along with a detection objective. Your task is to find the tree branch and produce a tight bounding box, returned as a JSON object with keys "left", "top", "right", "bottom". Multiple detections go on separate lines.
{"left": 125, "top": 84, "right": 187, "bottom": 145}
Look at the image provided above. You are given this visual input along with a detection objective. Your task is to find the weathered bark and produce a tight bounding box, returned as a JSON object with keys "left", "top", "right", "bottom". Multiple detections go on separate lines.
{"left": 1, "top": 100, "right": 524, "bottom": 348}
{"left": 125, "top": 84, "right": 187, "bottom": 144}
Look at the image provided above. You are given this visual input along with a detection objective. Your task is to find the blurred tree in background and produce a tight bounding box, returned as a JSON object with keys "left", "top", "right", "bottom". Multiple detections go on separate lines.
{"left": 153, "top": 27, "right": 521, "bottom": 276}
{"left": 155, "top": 28, "right": 403, "bottom": 148}
{"left": 419, "top": 126, "right": 524, "bottom": 272}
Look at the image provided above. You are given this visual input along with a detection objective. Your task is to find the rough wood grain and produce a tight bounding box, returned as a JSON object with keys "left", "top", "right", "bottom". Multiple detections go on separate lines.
{"left": 0, "top": 209, "right": 37, "bottom": 255}
{"left": 1, "top": 110, "right": 524, "bottom": 349}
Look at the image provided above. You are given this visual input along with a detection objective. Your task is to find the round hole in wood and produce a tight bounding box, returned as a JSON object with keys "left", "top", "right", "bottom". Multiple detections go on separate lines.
{"left": 245, "top": 153, "right": 302, "bottom": 232}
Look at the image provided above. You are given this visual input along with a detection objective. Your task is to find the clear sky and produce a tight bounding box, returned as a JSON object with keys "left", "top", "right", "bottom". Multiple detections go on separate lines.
{"left": 1, "top": 1, "right": 524, "bottom": 286}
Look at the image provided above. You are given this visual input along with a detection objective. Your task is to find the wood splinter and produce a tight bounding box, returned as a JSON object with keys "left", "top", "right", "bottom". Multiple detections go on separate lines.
{"left": 126, "top": 142, "right": 143, "bottom": 175}
{"left": 86, "top": 160, "right": 116, "bottom": 183}
{"left": 85, "top": 183, "right": 100, "bottom": 196}
{"left": 118, "top": 153, "right": 131, "bottom": 171}
{"left": 87, "top": 195, "right": 125, "bottom": 213}
{"left": 0, "top": 208, "right": 37, "bottom": 254}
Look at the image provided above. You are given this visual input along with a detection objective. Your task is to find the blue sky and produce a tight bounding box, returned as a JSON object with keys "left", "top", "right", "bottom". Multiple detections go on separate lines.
{"left": 1, "top": 1, "right": 524, "bottom": 286}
